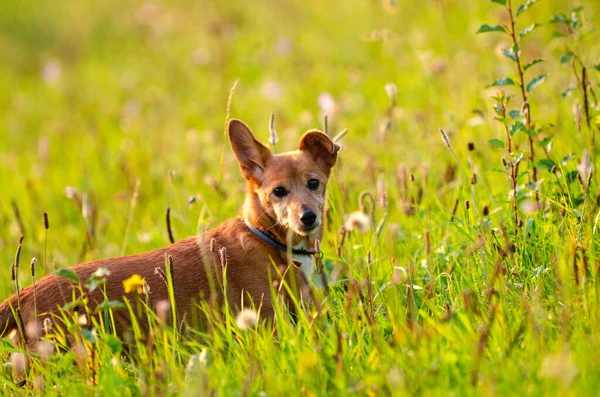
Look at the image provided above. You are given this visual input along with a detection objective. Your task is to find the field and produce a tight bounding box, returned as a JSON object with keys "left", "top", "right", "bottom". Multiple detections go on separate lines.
{"left": 1, "top": 0, "right": 600, "bottom": 395}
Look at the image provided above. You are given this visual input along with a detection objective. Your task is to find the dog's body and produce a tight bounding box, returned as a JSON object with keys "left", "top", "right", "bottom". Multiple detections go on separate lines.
{"left": 0, "top": 119, "right": 339, "bottom": 339}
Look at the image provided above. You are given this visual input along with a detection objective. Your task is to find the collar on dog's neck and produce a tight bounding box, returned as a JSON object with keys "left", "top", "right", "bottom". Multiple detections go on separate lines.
{"left": 244, "top": 220, "right": 315, "bottom": 256}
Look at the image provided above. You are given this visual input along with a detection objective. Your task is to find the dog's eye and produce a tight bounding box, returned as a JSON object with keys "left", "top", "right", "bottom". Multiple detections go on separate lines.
{"left": 273, "top": 187, "right": 288, "bottom": 198}
{"left": 307, "top": 179, "right": 320, "bottom": 190}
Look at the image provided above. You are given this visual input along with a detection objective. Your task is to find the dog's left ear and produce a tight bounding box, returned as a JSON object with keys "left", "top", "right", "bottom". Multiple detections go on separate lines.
{"left": 298, "top": 131, "right": 340, "bottom": 175}
{"left": 229, "top": 119, "right": 273, "bottom": 182}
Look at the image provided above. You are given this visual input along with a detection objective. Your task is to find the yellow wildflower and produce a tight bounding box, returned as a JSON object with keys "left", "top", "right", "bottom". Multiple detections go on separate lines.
{"left": 123, "top": 274, "right": 146, "bottom": 294}
{"left": 595, "top": 115, "right": 600, "bottom": 126}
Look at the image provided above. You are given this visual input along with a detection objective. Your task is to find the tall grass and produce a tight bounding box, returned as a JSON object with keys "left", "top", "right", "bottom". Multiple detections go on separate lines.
{"left": 1, "top": 0, "right": 600, "bottom": 394}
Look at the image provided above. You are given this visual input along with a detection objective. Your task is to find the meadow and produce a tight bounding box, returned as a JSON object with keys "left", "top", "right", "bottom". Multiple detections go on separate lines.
{"left": 1, "top": 0, "right": 600, "bottom": 395}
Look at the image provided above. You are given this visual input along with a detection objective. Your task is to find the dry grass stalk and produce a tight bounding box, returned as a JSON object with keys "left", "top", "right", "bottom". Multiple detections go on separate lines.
{"left": 166, "top": 207, "right": 176, "bottom": 244}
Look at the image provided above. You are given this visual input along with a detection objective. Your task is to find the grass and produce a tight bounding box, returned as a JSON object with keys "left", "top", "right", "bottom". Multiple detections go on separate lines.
{"left": 1, "top": 0, "right": 600, "bottom": 394}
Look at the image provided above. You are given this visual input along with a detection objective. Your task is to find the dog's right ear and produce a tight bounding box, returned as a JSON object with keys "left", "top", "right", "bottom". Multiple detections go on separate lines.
{"left": 228, "top": 119, "right": 273, "bottom": 182}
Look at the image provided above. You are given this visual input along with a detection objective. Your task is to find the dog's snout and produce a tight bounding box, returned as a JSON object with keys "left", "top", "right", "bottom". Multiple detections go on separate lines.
{"left": 300, "top": 210, "right": 317, "bottom": 227}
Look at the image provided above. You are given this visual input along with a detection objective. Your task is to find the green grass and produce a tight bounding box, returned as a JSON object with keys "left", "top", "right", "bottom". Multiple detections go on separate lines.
{"left": 2, "top": 0, "right": 600, "bottom": 394}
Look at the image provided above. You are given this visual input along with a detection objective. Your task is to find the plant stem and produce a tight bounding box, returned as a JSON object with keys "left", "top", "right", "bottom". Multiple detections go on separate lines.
{"left": 501, "top": 102, "right": 520, "bottom": 236}
{"left": 507, "top": 0, "right": 537, "bottom": 197}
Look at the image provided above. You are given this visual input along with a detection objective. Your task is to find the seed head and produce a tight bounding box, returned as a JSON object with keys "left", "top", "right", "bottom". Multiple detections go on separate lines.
{"left": 71, "top": 343, "right": 88, "bottom": 366}
{"left": 235, "top": 309, "right": 258, "bottom": 330}
{"left": 439, "top": 128, "right": 450, "bottom": 148}
{"left": 376, "top": 175, "right": 387, "bottom": 208}
{"left": 268, "top": 113, "right": 279, "bottom": 147}
{"left": 92, "top": 267, "right": 111, "bottom": 279}
{"left": 155, "top": 300, "right": 171, "bottom": 324}
{"left": 10, "top": 353, "right": 25, "bottom": 376}
{"left": 482, "top": 206, "right": 489, "bottom": 217}
{"left": 43, "top": 318, "right": 53, "bottom": 335}
{"left": 37, "top": 340, "right": 55, "bottom": 362}
{"left": 577, "top": 149, "right": 593, "bottom": 188}
{"left": 64, "top": 186, "right": 78, "bottom": 199}
{"left": 344, "top": 211, "right": 371, "bottom": 233}
{"left": 26, "top": 321, "right": 41, "bottom": 339}
{"left": 314, "top": 239, "right": 321, "bottom": 254}
{"left": 30, "top": 257, "right": 37, "bottom": 277}
{"left": 219, "top": 247, "right": 228, "bottom": 269}
{"left": 573, "top": 102, "right": 581, "bottom": 131}
{"left": 384, "top": 82, "right": 397, "bottom": 106}
{"left": 43, "top": 212, "right": 49, "bottom": 229}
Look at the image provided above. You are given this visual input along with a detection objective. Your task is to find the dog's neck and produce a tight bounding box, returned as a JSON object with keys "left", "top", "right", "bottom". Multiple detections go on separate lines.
{"left": 242, "top": 187, "right": 320, "bottom": 251}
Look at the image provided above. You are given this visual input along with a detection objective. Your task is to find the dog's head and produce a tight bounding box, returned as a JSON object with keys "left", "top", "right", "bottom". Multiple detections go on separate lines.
{"left": 229, "top": 119, "right": 339, "bottom": 237}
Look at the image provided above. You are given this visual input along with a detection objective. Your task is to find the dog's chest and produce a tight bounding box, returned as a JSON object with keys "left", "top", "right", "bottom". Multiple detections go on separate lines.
{"left": 292, "top": 243, "right": 324, "bottom": 288}
{"left": 293, "top": 253, "right": 315, "bottom": 276}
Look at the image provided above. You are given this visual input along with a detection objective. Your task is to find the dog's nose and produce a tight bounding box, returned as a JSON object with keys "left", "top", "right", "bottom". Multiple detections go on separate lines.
{"left": 300, "top": 210, "right": 317, "bottom": 227}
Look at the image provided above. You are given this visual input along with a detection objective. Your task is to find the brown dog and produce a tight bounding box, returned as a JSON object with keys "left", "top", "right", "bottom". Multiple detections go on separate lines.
{"left": 0, "top": 119, "right": 339, "bottom": 339}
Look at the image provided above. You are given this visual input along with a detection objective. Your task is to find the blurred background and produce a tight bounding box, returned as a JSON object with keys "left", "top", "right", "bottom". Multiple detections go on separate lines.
{"left": 0, "top": 0, "right": 598, "bottom": 294}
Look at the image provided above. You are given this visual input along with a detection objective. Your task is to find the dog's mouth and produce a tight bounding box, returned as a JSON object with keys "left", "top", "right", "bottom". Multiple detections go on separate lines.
{"left": 296, "top": 224, "right": 320, "bottom": 236}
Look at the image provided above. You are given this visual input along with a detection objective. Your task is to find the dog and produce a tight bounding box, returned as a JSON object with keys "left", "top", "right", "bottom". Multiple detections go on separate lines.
{"left": 0, "top": 119, "right": 339, "bottom": 340}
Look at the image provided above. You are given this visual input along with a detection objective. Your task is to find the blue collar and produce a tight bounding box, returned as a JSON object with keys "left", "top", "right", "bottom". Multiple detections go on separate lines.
{"left": 244, "top": 220, "right": 315, "bottom": 256}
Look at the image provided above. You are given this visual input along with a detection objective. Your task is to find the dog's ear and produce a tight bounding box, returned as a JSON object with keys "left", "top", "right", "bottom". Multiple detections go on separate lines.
{"left": 298, "top": 130, "right": 340, "bottom": 175}
{"left": 229, "top": 119, "right": 273, "bottom": 181}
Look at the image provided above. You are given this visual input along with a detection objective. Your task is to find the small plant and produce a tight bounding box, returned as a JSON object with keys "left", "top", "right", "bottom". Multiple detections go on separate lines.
{"left": 478, "top": 0, "right": 559, "bottom": 235}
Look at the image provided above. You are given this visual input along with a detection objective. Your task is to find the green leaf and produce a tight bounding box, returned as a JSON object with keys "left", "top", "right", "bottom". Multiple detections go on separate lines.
{"left": 526, "top": 74, "right": 548, "bottom": 93}
{"left": 538, "top": 136, "right": 553, "bottom": 152}
{"left": 55, "top": 269, "right": 80, "bottom": 283}
{"left": 538, "top": 136, "right": 553, "bottom": 147}
{"left": 489, "top": 138, "right": 505, "bottom": 149}
{"left": 104, "top": 335, "right": 123, "bottom": 355}
{"left": 519, "top": 23, "right": 540, "bottom": 38}
{"left": 550, "top": 14, "right": 567, "bottom": 23}
{"left": 560, "top": 53, "right": 574, "bottom": 64}
{"left": 513, "top": 152, "right": 524, "bottom": 165}
{"left": 517, "top": 0, "right": 538, "bottom": 16}
{"left": 493, "top": 104, "right": 504, "bottom": 117}
{"left": 96, "top": 300, "right": 126, "bottom": 312}
{"left": 82, "top": 328, "right": 96, "bottom": 344}
{"left": 510, "top": 121, "right": 525, "bottom": 136}
{"left": 86, "top": 278, "right": 106, "bottom": 293}
{"left": 570, "top": 13, "right": 580, "bottom": 29}
{"left": 492, "top": 0, "right": 507, "bottom": 4}
{"left": 494, "top": 117, "right": 512, "bottom": 126}
{"left": 503, "top": 47, "right": 518, "bottom": 62}
{"left": 524, "top": 58, "right": 544, "bottom": 71}
{"left": 561, "top": 86, "right": 574, "bottom": 98}
{"left": 486, "top": 77, "right": 515, "bottom": 88}
{"left": 62, "top": 299, "right": 86, "bottom": 311}
{"left": 535, "top": 159, "right": 556, "bottom": 171}
{"left": 477, "top": 24, "right": 506, "bottom": 34}
{"left": 509, "top": 110, "right": 521, "bottom": 119}
{"left": 594, "top": 63, "right": 600, "bottom": 72}
{"left": 561, "top": 153, "right": 575, "bottom": 165}
{"left": 525, "top": 125, "right": 539, "bottom": 138}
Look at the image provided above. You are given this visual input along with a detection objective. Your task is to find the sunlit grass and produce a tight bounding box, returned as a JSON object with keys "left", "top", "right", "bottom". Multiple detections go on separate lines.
{"left": 1, "top": 0, "right": 600, "bottom": 394}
